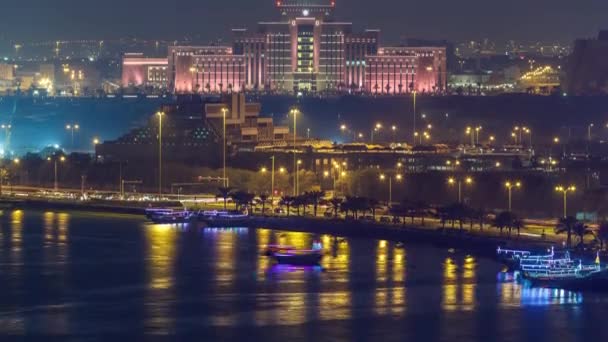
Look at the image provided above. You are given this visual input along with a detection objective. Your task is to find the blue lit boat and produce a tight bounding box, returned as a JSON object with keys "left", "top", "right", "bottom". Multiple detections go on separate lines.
{"left": 148, "top": 210, "right": 195, "bottom": 224}
{"left": 520, "top": 252, "right": 608, "bottom": 291}
{"left": 272, "top": 250, "right": 323, "bottom": 266}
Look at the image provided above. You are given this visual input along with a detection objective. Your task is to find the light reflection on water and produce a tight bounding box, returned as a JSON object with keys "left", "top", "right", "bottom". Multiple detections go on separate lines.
{"left": 0, "top": 211, "right": 605, "bottom": 338}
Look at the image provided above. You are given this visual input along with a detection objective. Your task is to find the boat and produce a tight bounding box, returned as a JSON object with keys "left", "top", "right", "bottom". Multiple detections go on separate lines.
{"left": 263, "top": 244, "right": 295, "bottom": 256}
{"left": 496, "top": 246, "right": 557, "bottom": 270}
{"left": 198, "top": 209, "right": 250, "bottom": 226}
{"left": 520, "top": 252, "right": 608, "bottom": 290}
{"left": 148, "top": 210, "right": 195, "bottom": 224}
{"left": 272, "top": 250, "right": 323, "bottom": 266}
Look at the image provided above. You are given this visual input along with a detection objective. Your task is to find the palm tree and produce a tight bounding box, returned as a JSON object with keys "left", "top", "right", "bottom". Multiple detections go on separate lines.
{"left": 279, "top": 196, "right": 295, "bottom": 217}
{"left": 492, "top": 211, "right": 514, "bottom": 235}
{"left": 230, "top": 191, "right": 255, "bottom": 213}
{"left": 555, "top": 216, "right": 578, "bottom": 248}
{"left": 328, "top": 197, "right": 343, "bottom": 218}
{"left": 258, "top": 194, "right": 270, "bottom": 215}
{"left": 572, "top": 221, "right": 594, "bottom": 248}
{"left": 513, "top": 217, "right": 524, "bottom": 237}
{"left": 368, "top": 198, "right": 381, "bottom": 220}
{"left": 305, "top": 190, "right": 325, "bottom": 216}
{"left": 598, "top": 221, "right": 608, "bottom": 251}
{"left": 217, "top": 186, "right": 233, "bottom": 210}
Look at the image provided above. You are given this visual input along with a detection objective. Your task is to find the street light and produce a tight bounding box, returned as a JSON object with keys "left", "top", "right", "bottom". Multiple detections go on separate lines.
{"left": 290, "top": 108, "right": 299, "bottom": 195}
{"left": 588, "top": 123, "right": 594, "bottom": 141}
{"left": 448, "top": 176, "right": 473, "bottom": 203}
{"left": 48, "top": 155, "right": 66, "bottom": 191}
{"left": 296, "top": 159, "right": 302, "bottom": 195}
{"left": 504, "top": 181, "right": 521, "bottom": 212}
{"left": 555, "top": 185, "right": 576, "bottom": 218}
{"left": 156, "top": 112, "right": 164, "bottom": 196}
{"left": 221, "top": 108, "right": 228, "bottom": 188}
{"left": 380, "top": 173, "right": 402, "bottom": 205}
{"left": 66, "top": 123, "right": 80, "bottom": 148}
{"left": 371, "top": 123, "right": 382, "bottom": 143}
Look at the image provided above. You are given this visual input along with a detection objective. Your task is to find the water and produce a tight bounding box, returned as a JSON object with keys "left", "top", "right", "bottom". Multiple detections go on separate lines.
{"left": 0, "top": 209, "right": 607, "bottom": 340}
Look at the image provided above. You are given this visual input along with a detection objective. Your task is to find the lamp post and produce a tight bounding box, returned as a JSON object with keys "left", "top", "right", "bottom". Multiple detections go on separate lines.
{"left": 65, "top": 123, "right": 79, "bottom": 148}
{"left": 296, "top": 159, "right": 302, "bottom": 195}
{"left": 270, "top": 155, "right": 275, "bottom": 206}
{"left": 555, "top": 185, "right": 576, "bottom": 218}
{"left": 391, "top": 125, "right": 397, "bottom": 144}
{"left": 290, "top": 108, "right": 299, "bottom": 195}
{"left": 412, "top": 90, "right": 417, "bottom": 145}
{"left": 505, "top": 181, "right": 521, "bottom": 212}
{"left": 156, "top": 112, "right": 164, "bottom": 196}
{"left": 380, "top": 173, "right": 402, "bottom": 205}
{"left": 448, "top": 176, "right": 473, "bottom": 203}
{"left": 371, "top": 123, "right": 382, "bottom": 143}
{"left": 588, "top": 123, "right": 594, "bottom": 141}
{"left": 221, "top": 108, "right": 228, "bottom": 187}
{"left": 48, "top": 155, "right": 66, "bottom": 191}
{"left": 524, "top": 127, "right": 532, "bottom": 147}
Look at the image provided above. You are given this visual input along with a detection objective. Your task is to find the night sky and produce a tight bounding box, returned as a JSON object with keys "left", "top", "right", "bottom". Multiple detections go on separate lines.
{"left": 1, "top": 0, "right": 606, "bottom": 43}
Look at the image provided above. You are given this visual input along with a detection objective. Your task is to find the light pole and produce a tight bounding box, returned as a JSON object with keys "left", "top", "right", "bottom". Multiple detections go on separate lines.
{"left": 412, "top": 90, "right": 417, "bottom": 145}
{"left": 221, "top": 108, "right": 228, "bottom": 187}
{"left": 371, "top": 123, "right": 382, "bottom": 143}
{"left": 48, "top": 155, "right": 66, "bottom": 191}
{"left": 555, "top": 185, "right": 576, "bottom": 218}
{"left": 296, "top": 159, "right": 302, "bottom": 195}
{"left": 270, "top": 155, "right": 275, "bottom": 205}
{"left": 524, "top": 127, "right": 532, "bottom": 147}
{"left": 391, "top": 125, "right": 397, "bottom": 144}
{"left": 156, "top": 111, "right": 164, "bottom": 197}
{"left": 290, "top": 108, "right": 299, "bottom": 195}
{"left": 380, "top": 173, "right": 402, "bottom": 205}
{"left": 588, "top": 123, "right": 594, "bottom": 141}
{"left": 504, "top": 181, "right": 521, "bottom": 212}
{"left": 448, "top": 176, "right": 473, "bottom": 203}
{"left": 66, "top": 123, "right": 79, "bottom": 148}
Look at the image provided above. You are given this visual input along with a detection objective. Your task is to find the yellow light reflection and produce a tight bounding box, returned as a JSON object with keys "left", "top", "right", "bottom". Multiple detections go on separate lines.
{"left": 442, "top": 257, "right": 458, "bottom": 311}
{"left": 461, "top": 256, "right": 477, "bottom": 311}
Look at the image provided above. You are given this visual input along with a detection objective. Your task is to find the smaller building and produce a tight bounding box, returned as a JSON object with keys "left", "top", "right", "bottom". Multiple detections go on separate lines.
{"left": 205, "top": 93, "right": 290, "bottom": 143}
{"left": 121, "top": 53, "right": 168, "bottom": 89}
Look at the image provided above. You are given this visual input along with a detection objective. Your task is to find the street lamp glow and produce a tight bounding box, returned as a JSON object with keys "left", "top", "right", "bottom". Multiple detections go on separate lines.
{"left": 13, "top": 158, "right": 19, "bottom": 164}
{"left": 553, "top": 137, "right": 560, "bottom": 143}
{"left": 323, "top": 171, "right": 329, "bottom": 177}
{"left": 261, "top": 167, "right": 267, "bottom": 173}
{"left": 395, "top": 174, "right": 403, "bottom": 180}
{"left": 379, "top": 174, "right": 386, "bottom": 180}
{"left": 279, "top": 167, "right": 286, "bottom": 174}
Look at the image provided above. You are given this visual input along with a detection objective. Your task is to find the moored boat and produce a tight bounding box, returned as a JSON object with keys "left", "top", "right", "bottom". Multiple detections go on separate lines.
{"left": 272, "top": 250, "right": 323, "bottom": 266}
{"left": 148, "top": 210, "right": 195, "bottom": 224}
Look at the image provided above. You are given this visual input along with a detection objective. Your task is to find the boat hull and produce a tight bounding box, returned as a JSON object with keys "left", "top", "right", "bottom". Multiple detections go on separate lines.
{"left": 273, "top": 253, "right": 323, "bottom": 266}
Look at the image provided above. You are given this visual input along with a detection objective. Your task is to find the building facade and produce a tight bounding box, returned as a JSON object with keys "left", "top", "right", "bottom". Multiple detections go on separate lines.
{"left": 121, "top": 53, "right": 168, "bottom": 89}
{"left": 123, "top": 0, "right": 446, "bottom": 95}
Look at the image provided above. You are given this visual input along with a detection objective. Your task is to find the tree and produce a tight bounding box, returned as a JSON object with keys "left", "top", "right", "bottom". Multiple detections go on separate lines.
{"left": 258, "top": 194, "right": 270, "bottom": 215}
{"left": 572, "top": 221, "right": 594, "bottom": 248}
{"left": 598, "top": 221, "right": 608, "bottom": 251}
{"left": 305, "top": 190, "right": 325, "bottom": 216}
{"left": 493, "top": 211, "right": 515, "bottom": 235}
{"left": 328, "top": 197, "right": 343, "bottom": 218}
{"left": 368, "top": 198, "right": 381, "bottom": 220}
{"left": 217, "top": 186, "right": 233, "bottom": 210}
{"left": 230, "top": 190, "right": 255, "bottom": 213}
{"left": 555, "top": 216, "right": 578, "bottom": 248}
{"left": 279, "top": 196, "right": 295, "bottom": 217}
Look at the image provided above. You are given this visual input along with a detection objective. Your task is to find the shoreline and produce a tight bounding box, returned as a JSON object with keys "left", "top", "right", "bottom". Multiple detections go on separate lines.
{"left": 0, "top": 198, "right": 567, "bottom": 257}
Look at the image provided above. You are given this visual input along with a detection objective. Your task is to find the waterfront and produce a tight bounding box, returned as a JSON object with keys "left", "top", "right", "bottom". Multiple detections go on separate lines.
{"left": 0, "top": 210, "right": 607, "bottom": 340}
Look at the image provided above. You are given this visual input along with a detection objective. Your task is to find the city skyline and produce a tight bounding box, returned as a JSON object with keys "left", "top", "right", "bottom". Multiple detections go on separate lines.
{"left": 0, "top": 0, "right": 606, "bottom": 44}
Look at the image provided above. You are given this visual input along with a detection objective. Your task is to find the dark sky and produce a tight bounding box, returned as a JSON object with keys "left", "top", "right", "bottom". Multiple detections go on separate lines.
{"left": 1, "top": 0, "right": 607, "bottom": 43}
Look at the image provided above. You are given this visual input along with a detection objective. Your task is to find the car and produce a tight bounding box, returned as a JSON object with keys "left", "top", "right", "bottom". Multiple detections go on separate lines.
{"left": 380, "top": 216, "right": 391, "bottom": 223}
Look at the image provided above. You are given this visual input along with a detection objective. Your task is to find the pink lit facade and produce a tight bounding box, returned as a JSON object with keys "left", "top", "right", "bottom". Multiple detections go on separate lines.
{"left": 124, "top": 1, "right": 447, "bottom": 95}
{"left": 365, "top": 47, "right": 447, "bottom": 94}
{"left": 121, "top": 53, "right": 168, "bottom": 88}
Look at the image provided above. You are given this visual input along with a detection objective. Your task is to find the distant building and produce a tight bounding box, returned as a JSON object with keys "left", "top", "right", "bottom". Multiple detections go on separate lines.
{"left": 121, "top": 53, "right": 168, "bottom": 89}
{"left": 123, "top": 0, "right": 446, "bottom": 95}
{"left": 205, "top": 93, "right": 290, "bottom": 143}
{"left": 566, "top": 31, "right": 608, "bottom": 95}
{"left": 0, "top": 63, "right": 15, "bottom": 80}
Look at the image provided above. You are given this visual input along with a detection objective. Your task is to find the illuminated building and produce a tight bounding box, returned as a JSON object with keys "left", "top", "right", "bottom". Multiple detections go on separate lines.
{"left": 121, "top": 53, "right": 168, "bottom": 88}
{"left": 518, "top": 66, "right": 562, "bottom": 94}
{"left": 0, "top": 63, "right": 15, "bottom": 81}
{"left": 124, "top": 0, "right": 447, "bottom": 95}
{"left": 169, "top": 46, "right": 245, "bottom": 94}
